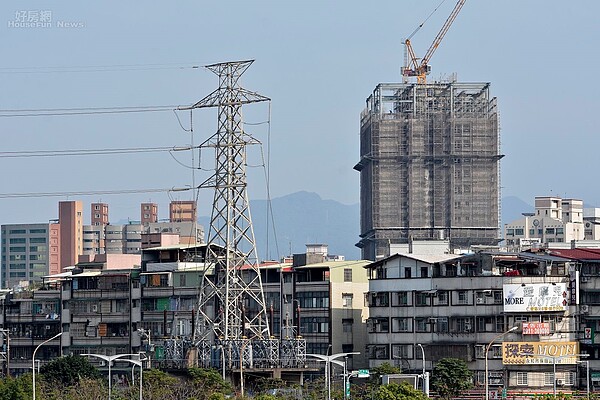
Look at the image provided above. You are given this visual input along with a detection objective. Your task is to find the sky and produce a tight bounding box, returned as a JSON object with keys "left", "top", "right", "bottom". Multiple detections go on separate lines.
{"left": 0, "top": 1, "right": 599, "bottom": 226}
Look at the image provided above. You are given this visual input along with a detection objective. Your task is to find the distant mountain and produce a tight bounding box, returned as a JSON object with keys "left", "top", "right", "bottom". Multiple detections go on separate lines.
{"left": 199, "top": 191, "right": 361, "bottom": 261}
{"left": 501, "top": 196, "right": 533, "bottom": 227}
{"left": 198, "top": 193, "right": 533, "bottom": 261}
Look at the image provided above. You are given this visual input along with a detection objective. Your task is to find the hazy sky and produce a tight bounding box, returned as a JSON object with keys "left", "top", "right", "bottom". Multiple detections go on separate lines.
{"left": 1, "top": 1, "right": 598, "bottom": 225}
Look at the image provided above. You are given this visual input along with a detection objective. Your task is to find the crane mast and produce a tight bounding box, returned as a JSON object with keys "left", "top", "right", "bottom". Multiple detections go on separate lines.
{"left": 402, "top": 0, "right": 466, "bottom": 84}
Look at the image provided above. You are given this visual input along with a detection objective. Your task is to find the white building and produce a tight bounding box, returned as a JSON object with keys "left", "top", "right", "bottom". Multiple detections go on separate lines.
{"left": 505, "top": 196, "right": 584, "bottom": 250}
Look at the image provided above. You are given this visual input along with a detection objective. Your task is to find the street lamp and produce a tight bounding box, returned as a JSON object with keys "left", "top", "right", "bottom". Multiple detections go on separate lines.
{"left": 416, "top": 344, "right": 429, "bottom": 397}
{"left": 577, "top": 359, "right": 590, "bottom": 400}
{"left": 82, "top": 353, "right": 142, "bottom": 400}
{"left": 118, "top": 357, "right": 144, "bottom": 400}
{"left": 485, "top": 326, "right": 518, "bottom": 400}
{"left": 307, "top": 352, "right": 360, "bottom": 400}
{"left": 32, "top": 332, "right": 63, "bottom": 400}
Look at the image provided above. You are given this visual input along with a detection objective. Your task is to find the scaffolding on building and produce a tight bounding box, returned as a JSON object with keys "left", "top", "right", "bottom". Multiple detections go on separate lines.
{"left": 355, "top": 82, "right": 503, "bottom": 260}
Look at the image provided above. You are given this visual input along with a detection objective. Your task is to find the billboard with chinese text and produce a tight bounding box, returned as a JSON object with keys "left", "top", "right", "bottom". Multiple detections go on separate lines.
{"left": 522, "top": 322, "right": 551, "bottom": 335}
{"left": 502, "top": 341, "right": 579, "bottom": 365}
{"left": 503, "top": 283, "right": 568, "bottom": 312}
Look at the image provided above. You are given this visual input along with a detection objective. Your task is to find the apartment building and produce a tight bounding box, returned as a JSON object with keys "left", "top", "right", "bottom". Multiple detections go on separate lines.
{"left": 141, "top": 203, "right": 158, "bottom": 225}
{"left": 169, "top": 201, "right": 197, "bottom": 223}
{"left": 1, "top": 223, "right": 60, "bottom": 289}
{"left": 364, "top": 250, "right": 595, "bottom": 392}
{"left": 261, "top": 245, "right": 370, "bottom": 369}
{"left": 505, "top": 196, "right": 585, "bottom": 250}
{"left": 58, "top": 201, "right": 83, "bottom": 270}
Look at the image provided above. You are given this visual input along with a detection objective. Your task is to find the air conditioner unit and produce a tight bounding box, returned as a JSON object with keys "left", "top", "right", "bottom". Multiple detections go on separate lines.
{"left": 464, "top": 323, "right": 472, "bottom": 332}
{"left": 476, "top": 298, "right": 485, "bottom": 305}
{"left": 556, "top": 379, "right": 564, "bottom": 386}
{"left": 92, "top": 305, "right": 98, "bottom": 313}
{"left": 581, "top": 305, "right": 590, "bottom": 313}
{"left": 581, "top": 277, "right": 590, "bottom": 283}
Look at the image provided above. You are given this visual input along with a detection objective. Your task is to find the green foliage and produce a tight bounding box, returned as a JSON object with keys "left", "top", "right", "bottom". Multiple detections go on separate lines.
{"left": 374, "top": 382, "right": 428, "bottom": 400}
{"left": 39, "top": 355, "right": 101, "bottom": 387}
{"left": 254, "top": 395, "right": 277, "bottom": 400}
{"left": 253, "top": 376, "right": 287, "bottom": 392}
{"left": 430, "top": 358, "right": 473, "bottom": 400}
{"left": 187, "top": 367, "right": 233, "bottom": 394}
{"left": 0, "top": 374, "right": 33, "bottom": 400}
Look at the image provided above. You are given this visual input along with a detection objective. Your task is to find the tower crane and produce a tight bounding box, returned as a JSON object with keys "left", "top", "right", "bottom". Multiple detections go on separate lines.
{"left": 402, "top": 0, "right": 466, "bottom": 84}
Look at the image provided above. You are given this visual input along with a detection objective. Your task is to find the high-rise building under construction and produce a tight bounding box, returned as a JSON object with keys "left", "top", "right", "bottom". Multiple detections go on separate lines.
{"left": 355, "top": 82, "right": 502, "bottom": 260}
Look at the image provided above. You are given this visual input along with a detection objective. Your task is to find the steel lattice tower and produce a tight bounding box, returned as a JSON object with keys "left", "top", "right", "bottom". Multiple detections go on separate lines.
{"left": 191, "top": 60, "right": 271, "bottom": 349}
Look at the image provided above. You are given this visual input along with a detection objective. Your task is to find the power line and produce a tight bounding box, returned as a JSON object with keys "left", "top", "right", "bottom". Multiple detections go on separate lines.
{"left": 0, "top": 105, "right": 183, "bottom": 118}
{"left": 0, "top": 63, "right": 201, "bottom": 74}
{"left": 0, "top": 146, "right": 192, "bottom": 158}
{"left": 0, "top": 187, "right": 187, "bottom": 199}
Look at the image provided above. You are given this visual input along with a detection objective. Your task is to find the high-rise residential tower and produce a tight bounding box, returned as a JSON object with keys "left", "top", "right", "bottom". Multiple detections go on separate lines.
{"left": 355, "top": 82, "right": 502, "bottom": 260}
{"left": 169, "top": 200, "right": 197, "bottom": 223}
{"left": 58, "top": 200, "right": 83, "bottom": 268}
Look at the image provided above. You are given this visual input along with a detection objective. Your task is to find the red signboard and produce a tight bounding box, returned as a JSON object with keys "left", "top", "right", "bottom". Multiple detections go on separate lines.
{"left": 522, "top": 322, "right": 550, "bottom": 335}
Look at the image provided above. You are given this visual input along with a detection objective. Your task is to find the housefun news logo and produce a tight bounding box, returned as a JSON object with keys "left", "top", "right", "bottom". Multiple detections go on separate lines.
{"left": 7, "top": 10, "right": 85, "bottom": 29}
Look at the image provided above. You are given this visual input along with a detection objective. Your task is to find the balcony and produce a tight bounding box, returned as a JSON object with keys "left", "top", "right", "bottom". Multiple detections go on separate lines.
{"left": 72, "top": 288, "right": 129, "bottom": 299}
{"left": 71, "top": 335, "right": 130, "bottom": 347}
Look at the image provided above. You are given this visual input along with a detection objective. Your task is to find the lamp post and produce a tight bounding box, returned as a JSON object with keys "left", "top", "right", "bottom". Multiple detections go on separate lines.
{"left": 32, "top": 332, "right": 63, "bottom": 400}
{"left": 485, "top": 326, "right": 518, "bottom": 400}
{"left": 118, "top": 357, "right": 143, "bottom": 400}
{"left": 577, "top": 359, "right": 590, "bottom": 400}
{"left": 82, "top": 353, "right": 142, "bottom": 400}
{"left": 307, "top": 352, "right": 360, "bottom": 400}
{"left": 416, "top": 344, "right": 429, "bottom": 397}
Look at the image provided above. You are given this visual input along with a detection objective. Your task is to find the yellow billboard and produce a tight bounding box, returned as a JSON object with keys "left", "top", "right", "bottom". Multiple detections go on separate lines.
{"left": 502, "top": 341, "right": 580, "bottom": 365}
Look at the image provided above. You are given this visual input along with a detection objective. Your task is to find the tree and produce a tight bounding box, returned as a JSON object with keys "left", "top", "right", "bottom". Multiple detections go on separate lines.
{"left": 187, "top": 367, "right": 233, "bottom": 395}
{"left": 374, "top": 382, "right": 428, "bottom": 400}
{"left": 430, "top": 358, "right": 473, "bottom": 400}
{"left": 39, "top": 355, "right": 101, "bottom": 387}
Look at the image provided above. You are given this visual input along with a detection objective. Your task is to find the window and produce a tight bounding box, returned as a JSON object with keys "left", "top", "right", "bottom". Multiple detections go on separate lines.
{"left": 404, "top": 267, "right": 412, "bottom": 278}
{"left": 436, "top": 317, "right": 449, "bottom": 333}
{"left": 545, "top": 228, "right": 555, "bottom": 234}
{"left": 392, "top": 292, "right": 409, "bottom": 306}
{"left": 9, "top": 238, "right": 26, "bottom": 244}
{"left": 30, "top": 237, "right": 46, "bottom": 244}
{"left": 415, "top": 318, "right": 429, "bottom": 332}
{"left": 29, "top": 229, "right": 46, "bottom": 234}
{"left": 344, "top": 268, "right": 352, "bottom": 282}
{"left": 544, "top": 372, "right": 554, "bottom": 386}
{"left": 391, "top": 344, "right": 411, "bottom": 359}
{"left": 506, "top": 229, "right": 514, "bottom": 236}
{"left": 9, "top": 229, "right": 26, "bottom": 234}
{"left": 415, "top": 292, "right": 429, "bottom": 306}
{"left": 515, "top": 228, "right": 524, "bottom": 235}
{"left": 556, "top": 227, "right": 564, "bottom": 235}
{"left": 455, "top": 317, "right": 472, "bottom": 332}
{"left": 457, "top": 290, "right": 469, "bottom": 305}
{"left": 367, "top": 317, "right": 389, "bottom": 333}
{"left": 420, "top": 267, "right": 428, "bottom": 278}
{"left": 296, "top": 291, "right": 329, "bottom": 308}
{"left": 9, "top": 246, "right": 26, "bottom": 252}
{"left": 342, "top": 293, "right": 353, "bottom": 308}
{"left": 391, "top": 317, "right": 411, "bottom": 332}
{"left": 342, "top": 319, "right": 353, "bottom": 333}
{"left": 529, "top": 229, "right": 535, "bottom": 235}
{"left": 437, "top": 291, "right": 448, "bottom": 305}
{"left": 366, "top": 344, "right": 389, "bottom": 360}
{"left": 370, "top": 292, "right": 389, "bottom": 307}
{"left": 301, "top": 317, "right": 329, "bottom": 333}
{"left": 517, "top": 372, "right": 528, "bottom": 386}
